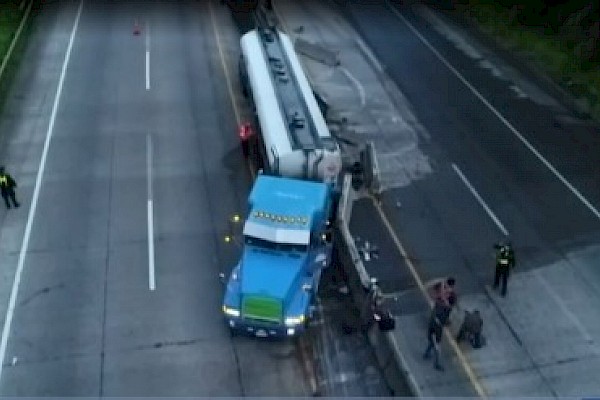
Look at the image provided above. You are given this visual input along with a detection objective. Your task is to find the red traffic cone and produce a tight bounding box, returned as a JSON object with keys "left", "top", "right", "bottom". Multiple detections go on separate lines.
{"left": 133, "top": 20, "right": 141, "bottom": 36}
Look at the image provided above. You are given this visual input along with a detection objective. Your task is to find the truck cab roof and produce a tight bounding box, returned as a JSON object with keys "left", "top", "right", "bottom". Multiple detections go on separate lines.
{"left": 243, "top": 175, "right": 329, "bottom": 245}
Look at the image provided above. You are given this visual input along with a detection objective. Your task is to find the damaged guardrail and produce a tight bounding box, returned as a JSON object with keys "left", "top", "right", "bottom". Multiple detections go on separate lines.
{"left": 335, "top": 174, "right": 421, "bottom": 397}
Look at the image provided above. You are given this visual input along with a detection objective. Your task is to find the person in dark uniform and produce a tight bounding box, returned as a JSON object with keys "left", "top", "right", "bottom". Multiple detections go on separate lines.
{"left": 493, "top": 242, "right": 515, "bottom": 297}
{"left": 0, "top": 166, "right": 19, "bottom": 209}
{"left": 456, "top": 309, "right": 484, "bottom": 349}
{"left": 423, "top": 298, "right": 451, "bottom": 371}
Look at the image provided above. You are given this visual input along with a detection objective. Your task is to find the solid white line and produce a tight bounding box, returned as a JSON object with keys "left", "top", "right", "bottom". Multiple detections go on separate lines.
{"left": 386, "top": 2, "right": 600, "bottom": 222}
{"left": 452, "top": 163, "right": 509, "bottom": 236}
{"left": 0, "top": 0, "right": 84, "bottom": 383}
{"left": 147, "top": 134, "right": 155, "bottom": 291}
{"left": 0, "top": 0, "right": 33, "bottom": 81}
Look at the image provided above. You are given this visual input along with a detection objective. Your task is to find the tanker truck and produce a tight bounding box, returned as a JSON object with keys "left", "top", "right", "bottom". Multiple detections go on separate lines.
{"left": 221, "top": 26, "right": 340, "bottom": 337}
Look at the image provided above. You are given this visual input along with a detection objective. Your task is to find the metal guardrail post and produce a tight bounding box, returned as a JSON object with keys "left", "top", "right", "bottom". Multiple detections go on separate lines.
{"left": 361, "top": 140, "right": 382, "bottom": 196}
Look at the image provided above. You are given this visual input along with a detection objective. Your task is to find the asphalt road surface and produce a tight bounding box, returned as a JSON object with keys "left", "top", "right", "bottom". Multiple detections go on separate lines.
{"left": 0, "top": 1, "right": 395, "bottom": 396}
{"left": 342, "top": 1, "right": 600, "bottom": 304}
{"left": 0, "top": 1, "right": 311, "bottom": 396}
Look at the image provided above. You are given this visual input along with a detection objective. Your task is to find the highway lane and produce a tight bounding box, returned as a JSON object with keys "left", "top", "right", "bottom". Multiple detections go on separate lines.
{"left": 0, "top": 0, "right": 308, "bottom": 396}
{"left": 341, "top": 1, "right": 600, "bottom": 295}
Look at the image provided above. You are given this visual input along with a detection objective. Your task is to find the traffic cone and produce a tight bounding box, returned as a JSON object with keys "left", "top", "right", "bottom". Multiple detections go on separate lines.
{"left": 133, "top": 20, "right": 141, "bottom": 36}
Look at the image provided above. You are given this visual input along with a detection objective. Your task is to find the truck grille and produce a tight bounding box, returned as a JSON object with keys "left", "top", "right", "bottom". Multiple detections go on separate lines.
{"left": 242, "top": 296, "right": 282, "bottom": 323}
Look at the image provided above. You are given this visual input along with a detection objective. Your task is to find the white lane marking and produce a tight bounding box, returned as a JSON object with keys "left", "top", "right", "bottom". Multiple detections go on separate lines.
{"left": 371, "top": 197, "right": 488, "bottom": 397}
{"left": 0, "top": 0, "right": 33, "bottom": 81}
{"left": 452, "top": 163, "right": 509, "bottom": 236}
{"left": 339, "top": 66, "right": 365, "bottom": 107}
{"left": 147, "top": 200, "right": 155, "bottom": 291}
{"left": 0, "top": 0, "right": 84, "bottom": 383}
{"left": 145, "top": 52, "right": 150, "bottom": 91}
{"left": 386, "top": 2, "right": 600, "bottom": 222}
{"left": 147, "top": 134, "right": 155, "bottom": 291}
{"left": 145, "top": 22, "right": 150, "bottom": 91}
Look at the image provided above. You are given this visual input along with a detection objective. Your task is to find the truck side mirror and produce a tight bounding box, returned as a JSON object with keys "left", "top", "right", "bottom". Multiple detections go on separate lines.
{"left": 302, "top": 283, "right": 312, "bottom": 292}
{"left": 219, "top": 272, "right": 226, "bottom": 284}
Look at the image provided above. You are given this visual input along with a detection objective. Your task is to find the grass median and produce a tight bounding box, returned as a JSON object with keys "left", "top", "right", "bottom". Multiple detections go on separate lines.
{"left": 0, "top": 3, "right": 24, "bottom": 67}
{"left": 454, "top": 2, "right": 600, "bottom": 120}
{"left": 0, "top": 2, "right": 32, "bottom": 118}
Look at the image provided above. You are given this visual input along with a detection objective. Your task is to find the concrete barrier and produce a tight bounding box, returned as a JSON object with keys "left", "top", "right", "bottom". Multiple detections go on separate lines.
{"left": 335, "top": 174, "right": 420, "bottom": 397}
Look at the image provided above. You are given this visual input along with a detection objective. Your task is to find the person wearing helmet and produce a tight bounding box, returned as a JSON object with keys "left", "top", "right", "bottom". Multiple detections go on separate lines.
{"left": 493, "top": 242, "right": 515, "bottom": 297}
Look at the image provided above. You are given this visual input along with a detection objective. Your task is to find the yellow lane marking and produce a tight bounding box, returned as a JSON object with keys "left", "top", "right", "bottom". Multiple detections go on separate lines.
{"left": 211, "top": 10, "right": 314, "bottom": 392}
{"left": 274, "top": 1, "right": 487, "bottom": 396}
{"left": 208, "top": 0, "right": 241, "bottom": 125}
{"left": 371, "top": 197, "right": 488, "bottom": 398}
{"left": 208, "top": 0, "right": 255, "bottom": 179}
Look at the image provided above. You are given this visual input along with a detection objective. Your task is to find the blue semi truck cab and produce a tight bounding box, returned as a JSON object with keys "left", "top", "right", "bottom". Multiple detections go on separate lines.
{"left": 222, "top": 175, "right": 333, "bottom": 337}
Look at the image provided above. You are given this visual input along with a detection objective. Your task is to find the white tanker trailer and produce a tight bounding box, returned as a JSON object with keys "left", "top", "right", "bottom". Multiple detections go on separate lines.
{"left": 239, "top": 28, "right": 342, "bottom": 184}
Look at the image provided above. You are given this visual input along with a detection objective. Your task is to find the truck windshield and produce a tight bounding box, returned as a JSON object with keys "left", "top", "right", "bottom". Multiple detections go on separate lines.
{"left": 245, "top": 236, "right": 308, "bottom": 253}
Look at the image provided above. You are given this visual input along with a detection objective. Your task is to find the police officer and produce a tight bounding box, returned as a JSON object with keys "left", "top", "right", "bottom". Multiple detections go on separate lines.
{"left": 0, "top": 166, "right": 19, "bottom": 209}
{"left": 493, "top": 242, "right": 515, "bottom": 297}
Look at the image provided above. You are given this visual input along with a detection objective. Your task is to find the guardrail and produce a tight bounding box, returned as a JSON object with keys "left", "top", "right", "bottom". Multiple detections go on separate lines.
{"left": 263, "top": 1, "right": 415, "bottom": 394}
{"left": 335, "top": 174, "right": 421, "bottom": 397}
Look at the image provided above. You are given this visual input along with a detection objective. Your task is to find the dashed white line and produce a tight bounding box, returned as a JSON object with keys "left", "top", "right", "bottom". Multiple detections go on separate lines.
{"left": 0, "top": 0, "right": 84, "bottom": 384}
{"left": 386, "top": 2, "right": 600, "bottom": 222}
{"left": 145, "top": 52, "right": 150, "bottom": 91}
{"left": 147, "top": 134, "right": 156, "bottom": 291}
{"left": 145, "top": 22, "right": 150, "bottom": 91}
{"left": 452, "top": 163, "right": 509, "bottom": 236}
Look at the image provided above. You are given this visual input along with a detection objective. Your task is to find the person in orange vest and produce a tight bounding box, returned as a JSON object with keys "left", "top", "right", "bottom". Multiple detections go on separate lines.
{"left": 0, "top": 166, "right": 20, "bottom": 209}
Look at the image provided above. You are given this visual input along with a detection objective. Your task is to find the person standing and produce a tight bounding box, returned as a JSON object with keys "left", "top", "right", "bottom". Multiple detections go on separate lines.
{"left": 423, "top": 299, "right": 451, "bottom": 371}
{"left": 0, "top": 166, "right": 19, "bottom": 209}
{"left": 493, "top": 242, "right": 515, "bottom": 297}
